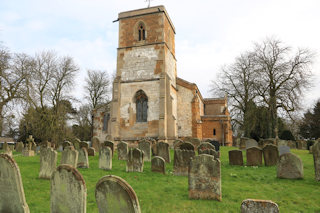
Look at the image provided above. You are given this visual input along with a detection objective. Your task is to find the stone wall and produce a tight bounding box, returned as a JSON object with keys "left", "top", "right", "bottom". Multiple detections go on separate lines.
{"left": 177, "top": 85, "right": 193, "bottom": 138}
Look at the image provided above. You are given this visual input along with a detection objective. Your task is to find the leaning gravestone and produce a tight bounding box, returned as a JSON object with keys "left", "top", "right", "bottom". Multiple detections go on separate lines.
{"left": 151, "top": 156, "right": 166, "bottom": 174}
{"left": 157, "top": 141, "right": 170, "bottom": 163}
{"left": 16, "top": 142, "right": 24, "bottom": 152}
{"left": 103, "top": 140, "right": 114, "bottom": 156}
{"left": 95, "top": 175, "right": 141, "bottom": 213}
{"left": 39, "top": 147, "right": 57, "bottom": 179}
{"left": 312, "top": 142, "right": 320, "bottom": 181}
{"left": 241, "top": 199, "right": 279, "bottom": 213}
{"left": 77, "top": 147, "right": 89, "bottom": 169}
{"left": 263, "top": 144, "right": 279, "bottom": 166}
{"left": 278, "top": 145, "right": 290, "bottom": 156}
{"left": 117, "top": 141, "right": 128, "bottom": 160}
{"left": 51, "top": 164, "right": 86, "bottom": 213}
{"left": 173, "top": 149, "right": 195, "bottom": 176}
{"left": 277, "top": 153, "right": 303, "bottom": 179}
{"left": 60, "top": 146, "right": 78, "bottom": 168}
{"left": 127, "top": 148, "right": 144, "bottom": 172}
{"left": 92, "top": 136, "right": 100, "bottom": 152}
{"left": 138, "top": 140, "right": 151, "bottom": 162}
{"left": 0, "top": 154, "right": 30, "bottom": 213}
{"left": 246, "top": 147, "right": 262, "bottom": 166}
{"left": 229, "top": 150, "right": 243, "bottom": 166}
{"left": 99, "top": 146, "right": 112, "bottom": 170}
{"left": 189, "top": 154, "right": 221, "bottom": 201}
{"left": 88, "top": 147, "right": 96, "bottom": 156}
{"left": 245, "top": 139, "right": 258, "bottom": 149}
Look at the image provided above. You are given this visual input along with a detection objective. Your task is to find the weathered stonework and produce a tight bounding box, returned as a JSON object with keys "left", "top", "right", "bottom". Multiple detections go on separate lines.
{"left": 228, "top": 150, "right": 243, "bottom": 166}
{"left": 127, "top": 148, "right": 144, "bottom": 172}
{"left": 263, "top": 144, "right": 279, "bottom": 166}
{"left": 277, "top": 153, "right": 303, "bottom": 179}
{"left": 151, "top": 156, "right": 166, "bottom": 174}
{"left": 39, "top": 147, "right": 57, "bottom": 179}
{"left": 241, "top": 199, "right": 279, "bottom": 213}
{"left": 157, "top": 141, "right": 170, "bottom": 163}
{"left": 60, "top": 147, "right": 78, "bottom": 168}
{"left": 99, "top": 146, "right": 112, "bottom": 170}
{"left": 173, "top": 149, "right": 195, "bottom": 176}
{"left": 117, "top": 141, "right": 128, "bottom": 160}
{"left": 313, "top": 142, "right": 320, "bottom": 181}
{"left": 0, "top": 154, "right": 30, "bottom": 213}
{"left": 95, "top": 175, "right": 141, "bottom": 213}
{"left": 246, "top": 147, "right": 262, "bottom": 166}
{"left": 77, "top": 148, "right": 89, "bottom": 169}
{"left": 138, "top": 140, "right": 151, "bottom": 161}
{"left": 189, "top": 154, "right": 221, "bottom": 201}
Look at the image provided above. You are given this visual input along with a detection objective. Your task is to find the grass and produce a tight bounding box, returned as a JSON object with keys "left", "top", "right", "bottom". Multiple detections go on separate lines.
{"left": 2, "top": 147, "right": 320, "bottom": 212}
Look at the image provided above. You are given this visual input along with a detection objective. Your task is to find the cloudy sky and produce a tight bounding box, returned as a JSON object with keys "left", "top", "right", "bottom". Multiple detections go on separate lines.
{"left": 1, "top": 0, "right": 319, "bottom": 109}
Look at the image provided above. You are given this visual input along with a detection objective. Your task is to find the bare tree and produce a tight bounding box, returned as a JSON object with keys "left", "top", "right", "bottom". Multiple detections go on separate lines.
{"left": 84, "top": 69, "right": 111, "bottom": 137}
{"left": 212, "top": 52, "right": 257, "bottom": 136}
{"left": 253, "top": 38, "right": 314, "bottom": 138}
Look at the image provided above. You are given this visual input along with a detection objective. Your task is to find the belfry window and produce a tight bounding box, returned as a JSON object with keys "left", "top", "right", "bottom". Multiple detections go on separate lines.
{"left": 213, "top": 129, "right": 216, "bottom": 136}
{"left": 138, "top": 24, "right": 146, "bottom": 41}
{"left": 135, "top": 90, "right": 148, "bottom": 122}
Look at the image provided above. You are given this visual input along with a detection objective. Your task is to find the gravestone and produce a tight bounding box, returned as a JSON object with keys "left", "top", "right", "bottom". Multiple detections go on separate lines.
{"left": 229, "top": 150, "right": 243, "bottom": 166}
{"left": 127, "top": 148, "right": 144, "bottom": 172}
{"left": 173, "top": 139, "right": 184, "bottom": 149}
{"left": 51, "top": 165, "right": 86, "bottom": 213}
{"left": 277, "top": 153, "right": 303, "bottom": 179}
{"left": 157, "top": 142, "right": 170, "bottom": 163}
{"left": 79, "top": 141, "right": 89, "bottom": 150}
{"left": 60, "top": 146, "right": 78, "bottom": 168}
{"left": 200, "top": 149, "right": 219, "bottom": 159}
{"left": 117, "top": 141, "right": 128, "bottom": 160}
{"left": 241, "top": 199, "right": 279, "bottom": 213}
{"left": 16, "top": 142, "right": 24, "bottom": 152}
{"left": 198, "top": 142, "right": 215, "bottom": 154}
{"left": 312, "top": 142, "right": 320, "bottom": 181}
{"left": 263, "top": 144, "right": 279, "bottom": 166}
{"left": 88, "top": 147, "right": 96, "bottom": 156}
{"left": 22, "top": 142, "right": 35, "bottom": 157}
{"left": 77, "top": 147, "right": 89, "bottom": 169}
{"left": 71, "top": 138, "right": 80, "bottom": 150}
{"left": 95, "top": 175, "right": 141, "bottom": 213}
{"left": 151, "top": 156, "right": 166, "bottom": 174}
{"left": 210, "top": 140, "right": 220, "bottom": 152}
{"left": 3, "top": 142, "right": 12, "bottom": 157}
{"left": 103, "top": 141, "right": 114, "bottom": 156}
{"left": 173, "top": 149, "right": 195, "bottom": 176}
{"left": 0, "top": 154, "right": 30, "bottom": 213}
{"left": 245, "top": 139, "right": 258, "bottom": 149}
{"left": 138, "top": 140, "right": 151, "bottom": 162}
{"left": 62, "top": 141, "right": 72, "bottom": 150}
{"left": 277, "top": 140, "right": 288, "bottom": 147}
{"left": 39, "top": 147, "right": 57, "bottom": 179}
{"left": 92, "top": 136, "right": 100, "bottom": 152}
{"left": 99, "top": 146, "right": 112, "bottom": 170}
{"left": 58, "top": 145, "right": 63, "bottom": 152}
{"left": 278, "top": 145, "right": 290, "bottom": 155}
{"left": 259, "top": 138, "right": 276, "bottom": 148}
{"left": 189, "top": 154, "right": 221, "bottom": 201}
{"left": 240, "top": 137, "right": 250, "bottom": 149}
{"left": 178, "top": 142, "right": 195, "bottom": 151}
{"left": 246, "top": 147, "right": 262, "bottom": 166}
{"left": 185, "top": 137, "right": 201, "bottom": 149}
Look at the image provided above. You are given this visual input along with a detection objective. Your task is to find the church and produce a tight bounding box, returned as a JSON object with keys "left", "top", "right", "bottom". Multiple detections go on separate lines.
{"left": 93, "top": 6, "right": 233, "bottom": 146}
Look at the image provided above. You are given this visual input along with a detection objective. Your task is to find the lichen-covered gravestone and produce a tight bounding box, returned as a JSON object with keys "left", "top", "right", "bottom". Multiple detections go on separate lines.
{"left": 241, "top": 199, "right": 279, "bottom": 213}
{"left": 88, "top": 147, "right": 96, "bottom": 156}
{"left": 50, "top": 165, "right": 86, "bottom": 213}
{"left": 103, "top": 140, "right": 114, "bottom": 156}
{"left": 228, "top": 150, "right": 243, "bottom": 166}
{"left": 127, "top": 148, "right": 144, "bottom": 172}
{"left": 179, "top": 142, "right": 195, "bottom": 151}
{"left": 0, "top": 154, "right": 30, "bottom": 213}
{"left": 79, "top": 141, "right": 89, "bottom": 150}
{"left": 60, "top": 146, "right": 78, "bottom": 168}
{"left": 138, "top": 140, "right": 151, "bottom": 162}
{"left": 39, "top": 147, "right": 57, "bottom": 179}
{"left": 99, "top": 146, "right": 112, "bottom": 170}
{"left": 151, "top": 156, "right": 166, "bottom": 174}
{"left": 189, "top": 154, "right": 221, "bottom": 201}
{"left": 117, "top": 141, "right": 128, "bottom": 160}
{"left": 16, "top": 142, "right": 24, "bottom": 152}
{"left": 277, "top": 152, "right": 303, "bottom": 179}
{"left": 246, "top": 147, "right": 262, "bottom": 166}
{"left": 173, "top": 149, "right": 195, "bottom": 176}
{"left": 312, "top": 142, "right": 320, "bottom": 181}
{"left": 62, "top": 141, "right": 72, "bottom": 150}
{"left": 77, "top": 147, "right": 89, "bottom": 169}
{"left": 263, "top": 144, "right": 279, "bottom": 166}
{"left": 198, "top": 142, "right": 215, "bottom": 154}
{"left": 95, "top": 175, "right": 141, "bottom": 213}
{"left": 92, "top": 136, "right": 100, "bottom": 152}
{"left": 157, "top": 141, "right": 170, "bottom": 163}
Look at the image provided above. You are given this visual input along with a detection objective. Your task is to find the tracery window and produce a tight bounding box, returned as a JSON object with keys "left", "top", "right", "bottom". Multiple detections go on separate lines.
{"left": 135, "top": 90, "right": 148, "bottom": 122}
{"left": 138, "top": 24, "right": 146, "bottom": 41}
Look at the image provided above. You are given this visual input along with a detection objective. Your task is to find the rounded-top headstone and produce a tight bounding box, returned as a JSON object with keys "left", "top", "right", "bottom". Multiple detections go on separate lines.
{"left": 0, "top": 154, "right": 30, "bottom": 213}
{"left": 263, "top": 144, "right": 279, "bottom": 166}
{"left": 277, "top": 152, "right": 303, "bottom": 179}
{"left": 95, "top": 175, "right": 141, "bottom": 213}
{"left": 178, "top": 142, "right": 194, "bottom": 151}
{"left": 241, "top": 199, "right": 279, "bottom": 213}
{"left": 229, "top": 150, "right": 243, "bottom": 166}
{"left": 151, "top": 156, "right": 166, "bottom": 174}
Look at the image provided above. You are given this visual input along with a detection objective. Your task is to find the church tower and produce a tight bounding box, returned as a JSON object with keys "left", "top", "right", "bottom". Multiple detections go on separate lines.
{"left": 110, "top": 6, "right": 178, "bottom": 142}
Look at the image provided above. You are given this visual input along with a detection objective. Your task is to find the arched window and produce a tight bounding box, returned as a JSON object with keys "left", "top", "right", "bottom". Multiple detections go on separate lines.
{"left": 213, "top": 129, "right": 216, "bottom": 136}
{"left": 135, "top": 90, "right": 148, "bottom": 122}
{"left": 138, "top": 24, "right": 146, "bottom": 41}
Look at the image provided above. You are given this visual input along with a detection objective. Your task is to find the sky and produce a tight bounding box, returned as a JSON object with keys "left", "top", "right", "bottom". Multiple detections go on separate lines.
{"left": 1, "top": 0, "right": 319, "bottom": 110}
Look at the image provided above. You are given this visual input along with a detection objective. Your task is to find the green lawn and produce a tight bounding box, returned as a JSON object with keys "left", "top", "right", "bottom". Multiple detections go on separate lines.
{"left": 3, "top": 147, "right": 320, "bottom": 212}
